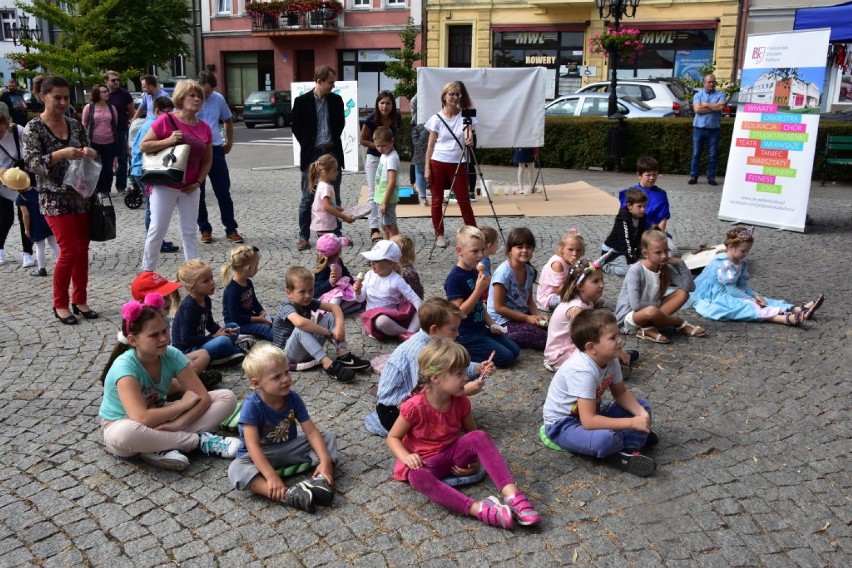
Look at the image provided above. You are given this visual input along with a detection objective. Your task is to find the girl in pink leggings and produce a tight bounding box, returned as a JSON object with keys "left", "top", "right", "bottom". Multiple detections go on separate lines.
{"left": 98, "top": 293, "right": 240, "bottom": 471}
{"left": 387, "top": 338, "right": 541, "bottom": 529}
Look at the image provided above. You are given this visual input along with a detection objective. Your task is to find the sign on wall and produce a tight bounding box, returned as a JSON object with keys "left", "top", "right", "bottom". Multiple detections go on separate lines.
{"left": 291, "top": 81, "right": 360, "bottom": 172}
{"left": 719, "top": 29, "right": 831, "bottom": 232}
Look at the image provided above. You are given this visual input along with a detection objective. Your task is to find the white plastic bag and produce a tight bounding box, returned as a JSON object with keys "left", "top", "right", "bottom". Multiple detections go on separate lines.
{"left": 63, "top": 156, "right": 102, "bottom": 198}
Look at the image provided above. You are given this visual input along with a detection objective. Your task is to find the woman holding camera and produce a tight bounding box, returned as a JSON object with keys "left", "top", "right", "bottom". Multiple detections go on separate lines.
{"left": 424, "top": 81, "right": 478, "bottom": 248}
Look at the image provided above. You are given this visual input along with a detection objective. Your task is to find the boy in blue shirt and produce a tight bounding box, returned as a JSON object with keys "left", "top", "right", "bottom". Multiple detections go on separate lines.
{"left": 228, "top": 343, "right": 338, "bottom": 512}
{"left": 618, "top": 156, "right": 677, "bottom": 256}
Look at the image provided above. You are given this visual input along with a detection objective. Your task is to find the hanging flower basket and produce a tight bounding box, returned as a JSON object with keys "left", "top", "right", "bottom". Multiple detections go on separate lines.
{"left": 588, "top": 27, "right": 645, "bottom": 63}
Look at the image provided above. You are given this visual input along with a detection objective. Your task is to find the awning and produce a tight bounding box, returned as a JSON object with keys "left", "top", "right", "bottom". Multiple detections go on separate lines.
{"left": 793, "top": 1, "right": 852, "bottom": 42}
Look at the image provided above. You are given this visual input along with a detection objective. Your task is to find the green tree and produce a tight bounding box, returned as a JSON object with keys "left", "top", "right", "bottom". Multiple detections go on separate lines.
{"left": 383, "top": 18, "right": 424, "bottom": 102}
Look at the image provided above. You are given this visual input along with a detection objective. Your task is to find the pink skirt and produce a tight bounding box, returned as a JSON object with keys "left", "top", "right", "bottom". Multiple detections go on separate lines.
{"left": 360, "top": 301, "right": 416, "bottom": 339}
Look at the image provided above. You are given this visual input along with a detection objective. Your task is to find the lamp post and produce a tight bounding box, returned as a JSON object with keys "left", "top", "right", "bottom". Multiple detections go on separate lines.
{"left": 11, "top": 14, "right": 42, "bottom": 91}
{"left": 594, "top": 0, "right": 640, "bottom": 117}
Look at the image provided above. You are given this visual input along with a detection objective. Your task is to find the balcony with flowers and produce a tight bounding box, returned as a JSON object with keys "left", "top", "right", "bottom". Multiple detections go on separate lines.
{"left": 246, "top": 0, "right": 342, "bottom": 35}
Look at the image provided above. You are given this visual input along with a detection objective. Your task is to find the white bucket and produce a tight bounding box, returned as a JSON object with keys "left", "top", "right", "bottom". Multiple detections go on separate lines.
{"left": 483, "top": 179, "right": 493, "bottom": 196}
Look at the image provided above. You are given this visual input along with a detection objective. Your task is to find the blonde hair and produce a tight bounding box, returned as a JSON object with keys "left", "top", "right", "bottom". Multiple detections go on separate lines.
{"left": 172, "top": 79, "right": 204, "bottom": 110}
{"left": 413, "top": 338, "right": 470, "bottom": 394}
{"left": 242, "top": 342, "right": 288, "bottom": 380}
{"left": 440, "top": 81, "right": 473, "bottom": 110}
{"left": 455, "top": 225, "right": 484, "bottom": 249}
{"left": 221, "top": 245, "right": 260, "bottom": 283}
{"left": 285, "top": 266, "right": 314, "bottom": 291}
{"left": 373, "top": 125, "right": 393, "bottom": 143}
{"left": 308, "top": 154, "right": 338, "bottom": 193}
{"left": 559, "top": 230, "right": 585, "bottom": 255}
{"left": 559, "top": 257, "right": 603, "bottom": 303}
{"left": 177, "top": 259, "right": 210, "bottom": 292}
{"left": 390, "top": 234, "right": 415, "bottom": 266}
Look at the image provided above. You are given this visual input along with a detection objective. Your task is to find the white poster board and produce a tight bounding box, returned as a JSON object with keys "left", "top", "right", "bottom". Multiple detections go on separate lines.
{"left": 291, "top": 81, "right": 360, "bottom": 172}
{"left": 719, "top": 29, "right": 830, "bottom": 232}
{"left": 416, "top": 67, "right": 546, "bottom": 148}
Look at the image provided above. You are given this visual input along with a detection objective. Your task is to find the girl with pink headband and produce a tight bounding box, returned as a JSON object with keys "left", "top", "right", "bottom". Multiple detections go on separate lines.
{"left": 314, "top": 234, "right": 360, "bottom": 315}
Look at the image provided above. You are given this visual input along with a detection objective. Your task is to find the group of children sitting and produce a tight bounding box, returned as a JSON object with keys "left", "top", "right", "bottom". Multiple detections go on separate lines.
{"left": 98, "top": 155, "right": 825, "bottom": 529}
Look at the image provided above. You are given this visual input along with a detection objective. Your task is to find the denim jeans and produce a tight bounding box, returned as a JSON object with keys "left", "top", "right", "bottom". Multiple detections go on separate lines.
{"left": 414, "top": 163, "right": 427, "bottom": 199}
{"left": 299, "top": 149, "right": 341, "bottom": 240}
{"left": 545, "top": 397, "right": 652, "bottom": 457}
{"left": 113, "top": 130, "right": 129, "bottom": 190}
{"left": 690, "top": 127, "right": 721, "bottom": 180}
{"left": 456, "top": 330, "right": 520, "bottom": 369}
{"left": 197, "top": 146, "right": 238, "bottom": 235}
{"left": 236, "top": 321, "right": 273, "bottom": 341}
{"left": 188, "top": 323, "right": 239, "bottom": 360}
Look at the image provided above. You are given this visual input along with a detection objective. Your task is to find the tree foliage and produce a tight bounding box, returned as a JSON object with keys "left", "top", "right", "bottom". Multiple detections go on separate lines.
{"left": 383, "top": 18, "right": 423, "bottom": 103}
{"left": 8, "top": 0, "right": 191, "bottom": 86}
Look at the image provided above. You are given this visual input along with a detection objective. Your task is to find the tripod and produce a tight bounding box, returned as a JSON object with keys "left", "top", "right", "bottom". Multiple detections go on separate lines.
{"left": 527, "top": 149, "right": 550, "bottom": 201}
{"left": 428, "top": 117, "right": 505, "bottom": 258}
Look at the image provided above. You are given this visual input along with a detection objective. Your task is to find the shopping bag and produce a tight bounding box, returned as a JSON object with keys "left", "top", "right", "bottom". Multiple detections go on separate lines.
{"left": 63, "top": 156, "right": 102, "bottom": 198}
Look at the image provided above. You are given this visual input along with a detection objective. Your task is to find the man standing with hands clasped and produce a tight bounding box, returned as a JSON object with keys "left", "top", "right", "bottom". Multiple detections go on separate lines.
{"left": 292, "top": 66, "right": 345, "bottom": 251}
{"left": 689, "top": 74, "right": 727, "bottom": 186}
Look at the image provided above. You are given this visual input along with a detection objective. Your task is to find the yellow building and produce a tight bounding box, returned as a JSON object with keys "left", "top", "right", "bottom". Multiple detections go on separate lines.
{"left": 425, "top": 0, "right": 740, "bottom": 99}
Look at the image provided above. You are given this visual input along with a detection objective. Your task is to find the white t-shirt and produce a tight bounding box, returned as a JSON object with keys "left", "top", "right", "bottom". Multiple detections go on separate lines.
{"left": 542, "top": 351, "right": 623, "bottom": 425}
{"left": 0, "top": 124, "right": 24, "bottom": 201}
{"left": 424, "top": 111, "right": 478, "bottom": 163}
{"left": 375, "top": 150, "right": 400, "bottom": 204}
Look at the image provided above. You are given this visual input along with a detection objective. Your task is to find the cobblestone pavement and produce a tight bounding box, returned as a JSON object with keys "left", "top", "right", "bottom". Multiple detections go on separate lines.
{"left": 0, "top": 164, "right": 849, "bottom": 567}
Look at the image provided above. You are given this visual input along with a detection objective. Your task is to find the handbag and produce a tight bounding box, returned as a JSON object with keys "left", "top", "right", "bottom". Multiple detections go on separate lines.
{"left": 140, "top": 113, "right": 190, "bottom": 185}
{"left": 89, "top": 193, "right": 116, "bottom": 242}
{"left": 0, "top": 125, "right": 34, "bottom": 189}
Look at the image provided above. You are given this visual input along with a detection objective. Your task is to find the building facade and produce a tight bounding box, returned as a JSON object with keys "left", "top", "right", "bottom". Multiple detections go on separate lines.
{"left": 425, "top": 0, "right": 740, "bottom": 100}
{"left": 201, "top": 0, "right": 420, "bottom": 110}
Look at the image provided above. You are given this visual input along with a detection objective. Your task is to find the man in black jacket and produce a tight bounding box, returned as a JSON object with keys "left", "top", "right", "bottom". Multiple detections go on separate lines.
{"left": 291, "top": 66, "right": 345, "bottom": 251}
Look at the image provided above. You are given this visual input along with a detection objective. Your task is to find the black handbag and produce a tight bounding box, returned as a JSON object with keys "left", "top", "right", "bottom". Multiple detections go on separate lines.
{"left": 89, "top": 193, "right": 116, "bottom": 242}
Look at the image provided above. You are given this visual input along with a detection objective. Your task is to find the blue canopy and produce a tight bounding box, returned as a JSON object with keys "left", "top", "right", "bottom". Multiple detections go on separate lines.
{"left": 794, "top": 1, "right": 852, "bottom": 42}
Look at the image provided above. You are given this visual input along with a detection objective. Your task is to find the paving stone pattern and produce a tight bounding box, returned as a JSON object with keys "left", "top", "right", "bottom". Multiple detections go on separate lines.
{"left": 0, "top": 166, "right": 849, "bottom": 566}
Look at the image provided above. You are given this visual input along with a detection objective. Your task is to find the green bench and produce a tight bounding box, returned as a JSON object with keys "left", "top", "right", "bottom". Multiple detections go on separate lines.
{"left": 822, "top": 134, "right": 852, "bottom": 186}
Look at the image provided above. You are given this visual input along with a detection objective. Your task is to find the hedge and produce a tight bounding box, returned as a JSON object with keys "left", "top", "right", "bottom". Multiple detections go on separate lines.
{"left": 397, "top": 116, "right": 852, "bottom": 181}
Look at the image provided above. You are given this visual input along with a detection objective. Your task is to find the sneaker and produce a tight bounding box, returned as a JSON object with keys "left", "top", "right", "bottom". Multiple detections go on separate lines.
{"left": 297, "top": 238, "right": 310, "bottom": 251}
{"left": 236, "top": 336, "right": 257, "bottom": 354}
{"left": 324, "top": 359, "right": 356, "bottom": 383}
{"left": 339, "top": 236, "right": 352, "bottom": 247}
{"left": 337, "top": 352, "right": 371, "bottom": 372}
{"left": 708, "top": 179, "right": 718, "bottom": 186}
{"left": 625, "top": 348, "right": 639, "bottom": 364}
{"left": 302, "top": 474, "right": 335, "bottom": 506}
{"left": 687, "top": 177, "right": 697, "bottom": 185}
{"left": 283, "top": 481, "right": 316, "bottom": 513}
{"left": 21, "top": 253, "right": 35, "bottom": 268}
{"left": 116, "top": 187, "right": 127, "bottom": 194}
{"left": 160, "top": 241, "right": 179, "bottom": 253}
{"left": 419, "top": 196, "right": 429, "bottom": 206}
{"left": 0, "top": 250, "right": 5, "bottom": 265}
{"left": 504, "top": 492, "right": 542, "bottom": 526}
{"left": 398, "top": 332, "right": 414, "bottom": 342}
{"left": 435, "top": 235, "right": 447, "bottom": 248}
{"left": 469, "top": 192, "right": 477, "bottom": 202}
{"left": 199, "top": 369, "right": 223, "bottom": 390}
{"left": 140, "top": 449, "right": 189, "bottom": 471}
{"left": 643, "top": 430, "right": 659, "bottom": 449}
{"left": 227, "top": 232, "right": 245, "bottom": 244}
{"left": 198, "top": 432, "right": 241, "bottom": 458}
{"left": 31, "top": 268, "right": 48, "bottom": 277}
{"left": 209, "top": 352, "right": 245, "bottom": 368}
{"left": 477, "top": 497, "right": 514, "bottom": 529}
{"left": 200, "top": 231, "right": 213, "bottom": 244}
{"left": 604, "top": 450, "right": 656, "bottom": 477}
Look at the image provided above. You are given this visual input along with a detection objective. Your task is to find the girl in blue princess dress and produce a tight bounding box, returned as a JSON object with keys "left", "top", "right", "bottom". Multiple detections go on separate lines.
{"left": 689, "top": 226, "right": 824, "bottom": 326}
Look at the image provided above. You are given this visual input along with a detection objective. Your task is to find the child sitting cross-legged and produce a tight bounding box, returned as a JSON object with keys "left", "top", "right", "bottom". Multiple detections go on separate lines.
{"left": 600, "top": 189, "right": 649, "bottom": 277}
{"left": 542, "top": 309, "right": 658, "bottom": 477}
{"left": 374, "top": 297, "right": 495, "bottom": 433}
{"left": 272, "top": 266, "right": 371, "bottom": 384}
{"left": 227, "top": 343, "right": 338, "bottom": 513}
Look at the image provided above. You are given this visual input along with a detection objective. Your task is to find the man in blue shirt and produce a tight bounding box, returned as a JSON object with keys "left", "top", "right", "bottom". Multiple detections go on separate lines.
{"left": 689, "top": 74, "right": 727, "bottom": 186}
{"left": 196, "top": 70, "right": 243, "bottom": 244}
{"left": 132, "top": 75, "right": 169, "bottom": 120}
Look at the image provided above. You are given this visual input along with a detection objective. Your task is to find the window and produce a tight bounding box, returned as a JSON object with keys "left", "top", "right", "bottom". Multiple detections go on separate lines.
{"left": 218, "top": 0, "right": 232, "bottom": 14}
{"left": 386, "top": 0, "right": 405, "bottom": 5}
{"left": 1, "top": 11, "right": 14, "bottom": 41}
{"left": 171, "top": 55, "right": 186, "bottom": 78}
{"left": 353, "top": 0, "right": 370, "bottom": 7}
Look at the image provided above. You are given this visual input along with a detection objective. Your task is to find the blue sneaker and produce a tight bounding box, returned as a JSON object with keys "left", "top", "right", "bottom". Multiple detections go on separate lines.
{"left": 160, "top": 241, "right": 179, "bottom": 253}
{"left": 198, "top": 433, "right": 240, "bottom": 458}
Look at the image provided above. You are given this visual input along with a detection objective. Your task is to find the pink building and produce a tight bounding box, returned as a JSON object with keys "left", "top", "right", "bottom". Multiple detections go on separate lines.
{"left": 201, "top": 0, "right": 421, "bottom": 112}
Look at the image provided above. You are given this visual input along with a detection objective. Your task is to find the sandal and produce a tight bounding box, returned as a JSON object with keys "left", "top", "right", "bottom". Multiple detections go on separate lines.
{"left": 677, "top": 320, "right": 706, "bottom": 337}
{"left": 636, "top": 327, "right": 669, "bottom": 344}
{"left": 803, "top": 294, "right": 824, "bottom": 320}
{"left": 370, "top": 229, "right": 382, "bottom": 243}
{"left": 785, "top": 311, "right": 803, "bottom": 326}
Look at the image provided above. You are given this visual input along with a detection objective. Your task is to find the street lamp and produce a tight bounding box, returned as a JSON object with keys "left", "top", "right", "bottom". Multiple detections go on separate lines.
{"left": 11, "top": 14, "right": 42, "bottom": 53}
{"left": 594, "top": 0, "right": 640, "bottom": 117}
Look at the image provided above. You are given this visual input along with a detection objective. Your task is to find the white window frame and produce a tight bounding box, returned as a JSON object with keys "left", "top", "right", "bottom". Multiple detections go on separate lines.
{"left": 352, "top": 0, "right": 370, "bottom": 9}
{"left": 171, "top": 55, "right": 186, "bottom": 79}
{"left": 217, "top": 0, "right": 233, "bottom": 15}
{"left": 1, "top": 11, "right": 15, "bottom": 42}
{"left": 385, "top": 0, "right": 405, "bottom": 6}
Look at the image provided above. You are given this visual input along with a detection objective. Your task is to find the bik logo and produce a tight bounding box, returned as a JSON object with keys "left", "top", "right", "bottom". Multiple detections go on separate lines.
{"left": 751, "top": 46, "right": 766, "bottom": 65}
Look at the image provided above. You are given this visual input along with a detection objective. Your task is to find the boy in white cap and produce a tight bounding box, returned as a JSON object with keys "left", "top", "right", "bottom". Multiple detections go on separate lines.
{"left": 354, "top": 240, "right": 422, "bottom": 341}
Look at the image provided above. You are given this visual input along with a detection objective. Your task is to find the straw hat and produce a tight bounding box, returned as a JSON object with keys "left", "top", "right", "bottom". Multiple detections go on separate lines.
{"left": 0, "top": 167, "right": 31, "bottom": 191}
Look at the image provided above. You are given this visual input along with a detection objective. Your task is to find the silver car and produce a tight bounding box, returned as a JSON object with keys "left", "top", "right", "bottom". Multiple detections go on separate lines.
{"left": 545, "top": 93, "right": 676, "bottom": 118}
{"left": 576, "top": 79, "right": 691, "bottom": 117}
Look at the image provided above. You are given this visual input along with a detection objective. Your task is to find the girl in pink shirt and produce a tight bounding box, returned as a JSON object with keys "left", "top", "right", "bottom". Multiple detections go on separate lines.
{"left": 387, "top": 339, "right": 541, "bottom": 529}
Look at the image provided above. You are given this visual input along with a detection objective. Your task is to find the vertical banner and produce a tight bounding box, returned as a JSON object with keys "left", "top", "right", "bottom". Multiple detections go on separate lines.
{"left": 291, "top": 81, "right": 360, "bottom": 172}
{"left": 719, "top": 29, "right": 831, "bottom": 232}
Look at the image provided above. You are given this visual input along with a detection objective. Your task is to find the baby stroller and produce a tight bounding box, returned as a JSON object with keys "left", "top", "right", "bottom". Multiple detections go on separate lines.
{"left": 124, "top": 176, "right": 144, "bottom": 209}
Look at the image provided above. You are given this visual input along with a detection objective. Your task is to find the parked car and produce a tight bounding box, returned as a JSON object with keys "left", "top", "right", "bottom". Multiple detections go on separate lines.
{"left": 723, "top": 91, "right": 739, "bottom": 118}
{"left": 130, "top": 91, "right": 143, "bottom": 108}
{"left": 545, "top": 93, "right": 676, "bottom": 119}
{"left": 243, "top": 90, "right": 292, "bottom": 128}
{"left": 576, "top": 79, "right": 691, "bottom": 117}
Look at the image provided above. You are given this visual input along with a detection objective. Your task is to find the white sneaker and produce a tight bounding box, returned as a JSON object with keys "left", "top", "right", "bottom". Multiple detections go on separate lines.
{"left": 140, "top": 449, "right": 189, "bottom": 471}
{"left": 198, "top": 432, "right": 241, "bottom": 458}
{"left": 435, "top": 235, "right": 447, "bottom": 248}
{"left": 21, "top": 253, "right": 35, "bottom": 268}
{"left": 0, "top": 250, "right": 6, "bottom": 265}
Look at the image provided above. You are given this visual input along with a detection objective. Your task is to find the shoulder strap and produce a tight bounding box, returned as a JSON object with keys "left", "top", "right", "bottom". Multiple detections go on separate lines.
{"left": 166, "top": 112, "right": 180, "bottom": 132}
{"left": 0, "top": 129, "right": 17, "bottom": 162}
{"left": 435, "top": 113, "right": 465, "bottom": 153}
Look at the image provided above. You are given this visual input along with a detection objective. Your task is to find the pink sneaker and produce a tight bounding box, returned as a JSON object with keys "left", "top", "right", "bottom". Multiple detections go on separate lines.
{"left": 477, "top": 497, "right": 514, "bottom": 529}
{"left": 504, "top": 492, "right": 541, "bottom": 526}
{"left": 339, "top": 236, "right": 352, "bottom": 246}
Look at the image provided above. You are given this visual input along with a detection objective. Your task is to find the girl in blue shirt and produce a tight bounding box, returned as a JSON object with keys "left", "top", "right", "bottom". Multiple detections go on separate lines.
{"left": 221, "top": 245, "right": 273, "bottom": 341}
